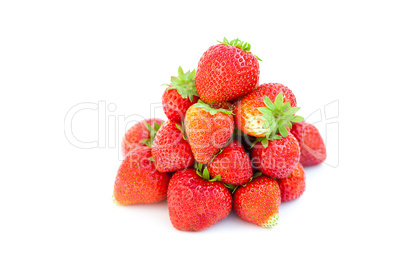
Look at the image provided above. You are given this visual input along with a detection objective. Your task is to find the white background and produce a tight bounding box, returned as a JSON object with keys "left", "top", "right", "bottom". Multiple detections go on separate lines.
{"left": 1, "top": 1, "right": 401, "bottom": 267}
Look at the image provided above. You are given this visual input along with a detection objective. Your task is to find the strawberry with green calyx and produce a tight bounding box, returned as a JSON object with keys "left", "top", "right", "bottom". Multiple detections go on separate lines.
{"left": 162, "top": 67, "right": 199, "bottom": 122}
{"left": 233, "top": 174, "right": 281, "bottom": 228}
{"left": 167, "top": 167, "right": 232, "bottom": 232}
{"left": 195, "top": 37, "right": 260, "bottom": 104}
{"left": 139, "top": 121, "right": 163, "bottom": 147}
{"left": 222, "top": 172, "right": 262, "bottom": 194}
{"left": 121, "top": 119, "right": 164, "bottom": 156}
{"left": 251, "top": 132, "right": 300, "bottom": 179}
{"left": 113, "top": 146, "right": 171, "bottom": 205}
{"left": 151, "top": 121, "right": 195, "bottom": 173}
{"left": 207, "top": 140, "right": 253, "bottom": 185}
{"left": 291, "top": 121, "right": 327, "bottom": 166}
{"left": 185, "top": 100, "right": 234, "bottom": 164}
{"left": 218, "top": 37, "right": 262, "bottom": 60}
{"left": 277, "top": 163, "right": 306, "bottom": 202}
{"left": 233, "top": 83, "right": 303, "bottom": 143}
{"left": 194, "top": 162, "right": 222, "bottom": 182}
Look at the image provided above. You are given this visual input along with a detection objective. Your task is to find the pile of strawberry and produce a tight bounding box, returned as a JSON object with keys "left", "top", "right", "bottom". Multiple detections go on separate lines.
{"left": 113, "top": 38, "right": 327, "bottom": 231}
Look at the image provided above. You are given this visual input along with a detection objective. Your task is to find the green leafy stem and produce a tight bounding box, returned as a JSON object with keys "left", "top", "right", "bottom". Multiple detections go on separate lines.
{"left": 139, "top": 121, "right": 162, "bottom": 147}
{"left": 253, "top": 93, "right": 304, "bottom": 148}
{"left": 218, "top": 37, "right": 262, "bottom": 61}
{"left": 193, "top": 100, "right": 232, "bottom": 116}
{"left": 162, "top": 66, "right": 199, "bottom": 102}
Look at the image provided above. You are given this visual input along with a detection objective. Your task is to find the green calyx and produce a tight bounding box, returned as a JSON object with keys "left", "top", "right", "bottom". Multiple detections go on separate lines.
{"left": 255, "top": 93, "right": 304, "bottom": 148}
{"left": 175, "top": 123, "right": 187, "bottom": 141}
{"left": 195, "top": 162, "right": 221, "bottom": 182}
{"left": 218, "top": 37, "right": 262, "bottom": 61}
{"left": 193, "top": 100, "right": 232, "bottom": 116}
{"left": 163, "top": 66, "right": 198, "bottom": 102}
{"left": 139, "top": 121, "right": 162, "bottom": 147}
{"left": 223, "top": 172, "right": 263, "bottom": 194}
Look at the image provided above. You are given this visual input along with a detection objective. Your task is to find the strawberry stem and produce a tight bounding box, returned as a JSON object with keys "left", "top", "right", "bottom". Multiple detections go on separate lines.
{"left": 256, "top": 93, "right": 304, "bottom": 148}
{"left": 195, "top": 162, "right": 221, "bottom": 182}
{"left": 139, "top": 121, "right": 162, "bottom": 147}
{"left": 218, "top": 37, "right": 262, "bottom": 61}
{"left": 163, "top": 66, "right": 198, "bottom": 101}
{"left": 175, "top": 123, "right": 188, "bottom": 140}
{"left": 192, "top": 100, "right": 232, "bottom": 115}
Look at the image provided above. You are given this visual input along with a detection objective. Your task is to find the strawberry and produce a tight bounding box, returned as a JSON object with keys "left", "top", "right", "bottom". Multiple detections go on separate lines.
{"left": 251, "top": 132, "right": 300, "bottom": 179}
{"left": 195, "top": 37, "right": 260, "bottom": 103}
{"left": 151, "top": 121, "right": 194, "bottom": 172}
{"left": 121, "top": 119, "right": 164, "bottom": 156}
{"left": 167, "top": 168, "right": 232, "bottom": 232}
{"left": 207, "top": 140, "right": 253, "bottom": 185}
{"left": 233, "top": 175, "right": 281, "bottom": 228}
{"left": 233, "top": 83, "right": 302, "bottom": 139}
{"left": 277, "top": 163, "right": 306, "bottom": 202}
{"left": 184, "top": 100, "right": 234, "bottom": 164}
{"left": 291, "top": 121, "right": 327, "bottom": 166}
{"left": 162, "top": 67, "right": 199, "bottom": 122}
{"left": 113, "top": 146, "right": 171, "bottom": 205}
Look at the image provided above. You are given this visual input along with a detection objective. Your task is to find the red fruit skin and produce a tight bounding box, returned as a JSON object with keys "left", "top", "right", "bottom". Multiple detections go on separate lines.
{"left": 121, "top": 118, "right": 164, "bottom": 156}
{"left": 152, "top": 121, "right": 195, "bottom": 173}
{"left": 251, "top": 133, "right": 300, "bottom": 179}
{"left": 185, "top": 103, "right": 234, "bottom": 164}
{"left": 233, "top": 175, "right": 281, "bottom": 228}
{"left": 114, "top": 147, "right": 171, "bottom": 205}
{"left": 207, "top": 140, "right": 253, "bottom": 185}
{"left": 162, "top": 88, "right": 199, "bottom": 122}
{"left": 277, "top": 163, "right": 306, "bottom": 202}
{"left": 233, "top": 83, "right": 297, "bottom": 137}
{"left": 167, "top": 169, "right": 232, "bottom": 232}
{"left": 195, "top": 44, "right": 259, "bottom": 103}
{"left": 291, "top": 121, "right": 327, "bottom": 166}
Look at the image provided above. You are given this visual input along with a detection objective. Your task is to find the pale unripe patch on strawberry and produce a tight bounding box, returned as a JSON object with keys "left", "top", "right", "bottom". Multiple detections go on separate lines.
{"left": 243, "top": 114, "right": 269, "bottom": 136}
{"left": 261, "top": 213, "right": 279, "bottom": 228}
{"left": 233, "top": 175, "right": 281, "bottom": 228}
{"left": 234, "top": 84, "right": 303, "bottom": 143}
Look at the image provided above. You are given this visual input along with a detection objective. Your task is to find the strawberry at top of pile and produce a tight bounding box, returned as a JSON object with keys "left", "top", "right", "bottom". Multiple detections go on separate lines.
{"left": 113, "top": 37, "right": 327, "bottom": 232}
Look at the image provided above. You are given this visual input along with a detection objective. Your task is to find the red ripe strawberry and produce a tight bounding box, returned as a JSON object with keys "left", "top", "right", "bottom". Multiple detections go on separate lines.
{"left": 291, "top": 121, "right": 327, "bottom": 166}
{"left": 233, "top": 175, "right": 281, "bottom": 228}
{"left": 207, "top": 140, "right": 253, "bottom": 185}
{"left": 167, "top": 168, "right": 232, "bottom": 232}
{"left": 113, "top": 146, "right": 170, "bottom": 205}
{"left": 233, "top": 83, "right": 302, "bottom": 138}
{"left": 162, "top": 67, "right": 199, "bottom": 122}
{"left": 121, "top": 119, "right": 164, "bottom": 156}
{"left": 195, "top": 37, "right": 260, "bottom": 103}
{"left": 151, "top": 121, "right": 194, "bottom": 172}
{"left": 184, "top": 100, "right": 234, "bottom": 164}
{"left": 277, "top": 163, "right": 306, "bottom": 202}
{"left": 251, "top": 132, "right": 300, "bottom": 179}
